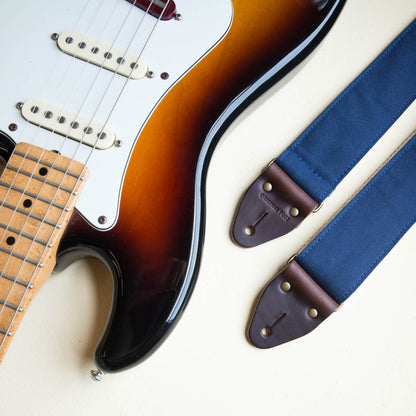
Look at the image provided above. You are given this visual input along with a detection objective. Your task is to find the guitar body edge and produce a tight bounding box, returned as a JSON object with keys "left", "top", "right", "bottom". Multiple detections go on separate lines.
{"left": 58, "top": 0, "right": 346, "bottom": 372}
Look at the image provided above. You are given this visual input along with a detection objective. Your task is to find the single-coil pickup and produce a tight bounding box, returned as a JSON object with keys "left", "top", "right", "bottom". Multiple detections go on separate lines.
{"left": 21, "top": 99, "right": 115, "bottom": 150}
{"left": 56, "top": 31, "right": 148, "bottom": 79}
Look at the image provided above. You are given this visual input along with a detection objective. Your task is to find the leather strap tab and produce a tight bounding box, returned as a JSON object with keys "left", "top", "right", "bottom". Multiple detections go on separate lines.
{"left": 232, "top": 163, "right": 318, "bottom": 247}
{"left": 233, "top": 18, "right": 416, "bottom": 247}
{"left": 250, "top": 132, "right": 416, "bottom": 349}
{"left": 249, "top": 261, "right": 338, "bottom": 348}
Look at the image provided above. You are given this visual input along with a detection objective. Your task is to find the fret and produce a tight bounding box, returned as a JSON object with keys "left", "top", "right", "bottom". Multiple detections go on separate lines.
{"left": 0, "top": 215, "right": 54, "bottom": 244}
{"left": 0, "top": 299, "right": 23, "bottom": 312}
{"left": 0, "top": 142, "right": 87, "bottom": 364}
{"left": 0, "top": 181, "right": 67, "bottom": 210}
{"left": 13, "top": 150, "right": 84, "bottom": 179}
{"left": 1, "top": 202, "right": 58, "bottom": 228}
{"left": 1, "top": 273, "right": 34, "bottom": 289}
{"left": 5, "top": 166, "right": 75, "bottom": 195}
{"left": 0, "top": 247, "right": 41, "bottom": 267}
{"left": 0, "top": 223, "right": 51, "bottom": 247}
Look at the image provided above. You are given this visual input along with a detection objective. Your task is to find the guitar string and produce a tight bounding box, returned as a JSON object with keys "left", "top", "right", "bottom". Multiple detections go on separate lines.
{"left": 0, "top": 0, "right": 145, "bottom": 327}
{"left": 0, "top": 0, "right": 105, "bottom": 334}
{"left": 3, "top": 2, "right": 161, "bottom": 332}
{"left": 0, "top": 0, "right": 166, "bottom": 344}
{"left": 0, "top": 0, "right": 99, "bottom": 224}
{"left": 0, "top": 0, "right": 115, "bottom": 255}
{"left": 0, "top": 0, "right": 138, "bottom": 214}
{"left": 0, "top": 0, "right": 172, "bottom": 346}
{"left": 0, "top": 0, "right": 158, "bottom": 341}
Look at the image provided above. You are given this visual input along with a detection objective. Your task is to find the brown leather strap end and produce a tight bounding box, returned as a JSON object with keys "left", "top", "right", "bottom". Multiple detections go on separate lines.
{"left": 232, "top": 163, "right": 318, "bottom": 247}
{"left": 248, "top": 261, "right": 338, "bottom": 349}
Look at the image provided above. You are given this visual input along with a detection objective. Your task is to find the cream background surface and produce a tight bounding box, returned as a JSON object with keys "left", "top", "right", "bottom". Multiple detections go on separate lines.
{"left": 2, "top": 1, "right": 416, "bottom": 414}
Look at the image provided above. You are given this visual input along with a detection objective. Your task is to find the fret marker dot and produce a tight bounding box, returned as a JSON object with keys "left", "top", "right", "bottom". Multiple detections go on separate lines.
{"left": 6, "top": 236, "right": 15, "bottom": 245}
{"left": 23, "top": 199, "right": 32, "bottom": 208}
{"left": 39, "top": 167, "right": 48, "bottom": 176}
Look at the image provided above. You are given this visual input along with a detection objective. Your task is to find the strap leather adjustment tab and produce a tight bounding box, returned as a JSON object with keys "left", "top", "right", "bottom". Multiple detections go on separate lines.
{"left": 248, "top": 260, "right": 338, "bottom": 348}
{"left": 232, "top": 163, "right": 318, "bottom": 247}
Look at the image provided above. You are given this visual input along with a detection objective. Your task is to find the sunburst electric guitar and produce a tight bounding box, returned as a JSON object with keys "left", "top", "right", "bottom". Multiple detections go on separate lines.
{"left": 0, "top": 0, "right": 345, "bottom": 373}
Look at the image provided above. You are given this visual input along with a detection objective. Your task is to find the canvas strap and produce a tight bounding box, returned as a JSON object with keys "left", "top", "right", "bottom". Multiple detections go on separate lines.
{"left": 248, "top": 132, "right": 416, "bottom": 348}
{"left": 232, "top": 18, "right": 416, "bottom": 247}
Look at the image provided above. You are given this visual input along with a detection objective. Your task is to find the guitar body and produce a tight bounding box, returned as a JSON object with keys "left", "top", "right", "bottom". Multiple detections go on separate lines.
{"left": 0, "top": 0, "right": 345, "bottom": 372}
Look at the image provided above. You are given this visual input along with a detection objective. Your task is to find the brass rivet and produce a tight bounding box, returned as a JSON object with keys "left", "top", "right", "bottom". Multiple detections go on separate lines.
{"left": 289, "top": 207, "right": 299, "bottom": 217}
{"left": 244, "top": 226, "right": 254, "bottom": 236}
{"left": 261, "top": 327, "right": 272, "bottom": 337}
{"left": 263, "top": 182, "right": 273, "bottom": 192}
{"left": 308, "top": 308, "right": 318, "bottom": 318}
{"left": 281, "top": 281, "right": 291, "bottom": 292}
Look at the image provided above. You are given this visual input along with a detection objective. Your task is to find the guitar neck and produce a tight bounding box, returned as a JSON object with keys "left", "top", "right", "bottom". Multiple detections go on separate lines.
{"left": 0, "top": 143, "right": 86, "bottom": 364}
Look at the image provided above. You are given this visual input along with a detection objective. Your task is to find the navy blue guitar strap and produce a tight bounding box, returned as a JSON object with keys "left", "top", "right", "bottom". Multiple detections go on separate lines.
{"left": 249, "top": 132, "right": 416, "bottom": 348}
{"left": 232, "top": 18, "right": 416, "bottom": 247}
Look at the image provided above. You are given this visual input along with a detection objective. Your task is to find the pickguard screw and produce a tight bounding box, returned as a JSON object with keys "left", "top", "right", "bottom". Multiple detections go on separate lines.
{"left": 160, "top": 72, "right": 169, "bottom": 80}
{"left": 174, "top": 13, "right": 182, "bottom": 21}
{"left": 8, "top": 123, "right": 18, "bottom": 132}
{"left": 51, "top": 33, "right": 59, "bottom": 41}
{"left": 114, "top": 140, "right": 123, "bottom": 147}
{"left": 146, "top": 70, "right": 155, "bottom": 79}
{"left": 16, "top": 102, "right": 23, "bottom": 110}
{"left": 98, "top": 216, "right": 107, "bottom": 225}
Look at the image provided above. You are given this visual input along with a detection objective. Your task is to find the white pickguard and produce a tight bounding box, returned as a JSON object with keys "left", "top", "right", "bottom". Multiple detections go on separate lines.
{"left": 0, "top": 0, "right": 233, "bottom": 229}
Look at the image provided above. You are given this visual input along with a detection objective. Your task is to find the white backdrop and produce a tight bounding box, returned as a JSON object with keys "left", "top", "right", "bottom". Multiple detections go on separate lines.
{"left": 2, "top": 1, "right": 416, "bottom": 414}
